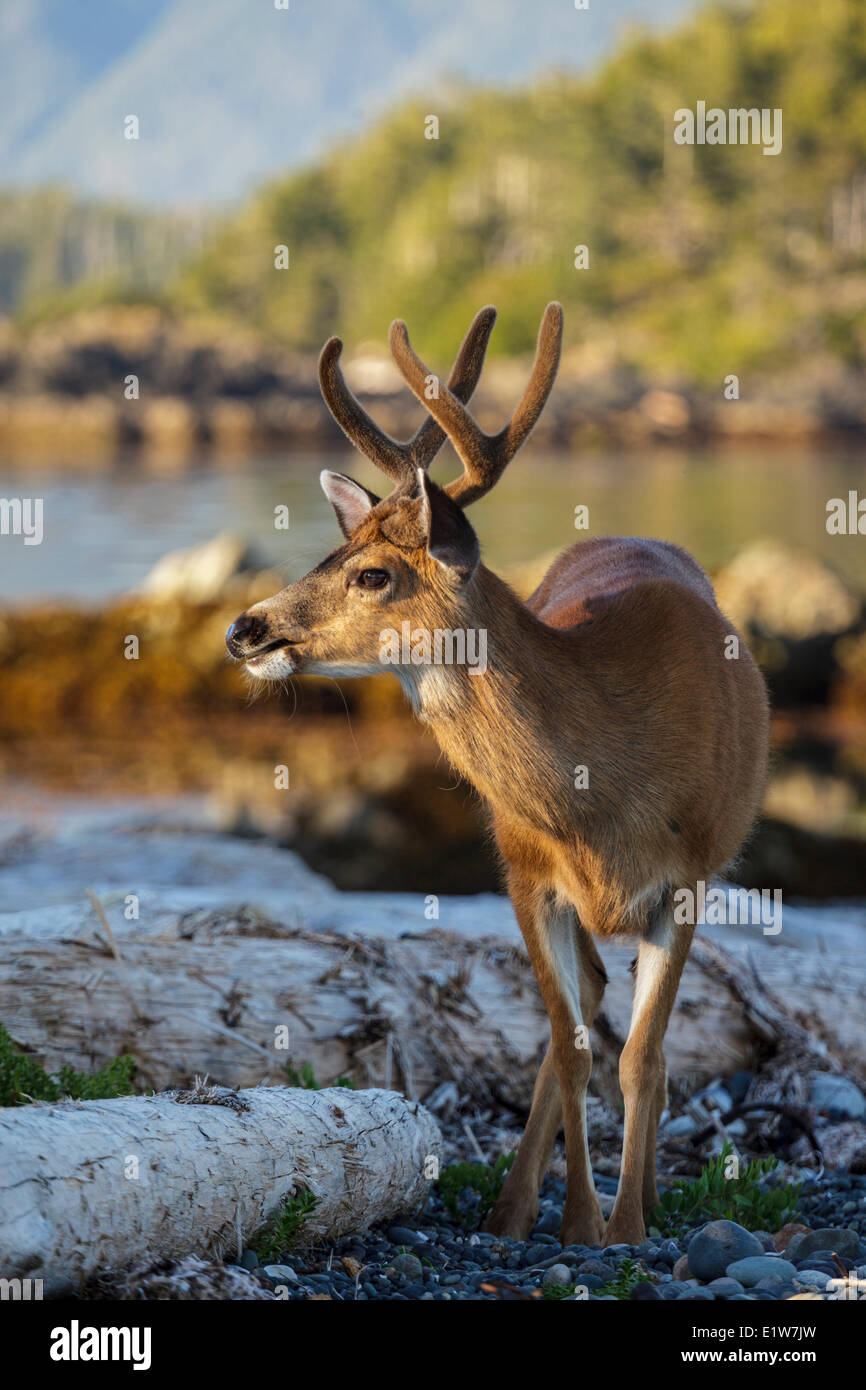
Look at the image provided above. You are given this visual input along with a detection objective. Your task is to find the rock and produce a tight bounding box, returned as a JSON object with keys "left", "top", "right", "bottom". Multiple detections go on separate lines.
{"left": 630, "top": 1282, "right": 662, "bottom": 1300}
{"left": 751, "top": 1231, "right": 778, "bottom": 1252}
{"left": 263, "top": 1263, "right": 298, "bottom": 1283}
{"left": 793, "top": 1270, "right": 831, "bottom": 1291}
{"left": 815, "top": 1123, "right": 866, "bottom": 1170}
{"left": 774, "top": 1223, "right": 811, "bottom": 1252}
{"left": 706, "top": 1277, "right": 746, "bottom": 1297}
{"left": 387, "top": 1253, "right": 424, "bottom": 1281}
{"left": 533, "top": 1207, "right": 562, "bottom": 1236}
{"left": 808, "top": 1074, "right": 866, "bottom": 1121}
{"left": 576, "top": 1258, "right": 616, "bottom": 1281}
{"left": 851, "top": 1146, "right": 866, "bottom": 1177}
{"left": 786, "top": 1228, "right": 861, "bottom": 1262}
{"left": 239, "top": 1249, "right": 259, "bottom": 1271}
{"left": 727, "top": 1071, "right": 753, "bottom": 1105}
{"left": 694, "top": 1084, "right": 733, "bottom": 1114}
{"left": 672, "top": 1255, "right": 692, "bottom": 1280}
{"left": 662, "top": 1115, "right": 698, "bottom": 1138}
{"left": 688, "top": 1221, "right": 764, "bottom": 1282}
{"left": 542, "top": 1264, "right": 574, "bottom": 1289}
{"left": 387, "top": 1226, "right": 428, "bottom": 1247}
{"left": 138, "top": 532, "right": 274, "bottom": 604}
{"left": 713, "top": 541, "right": 861, "bottom": 704}
{"left": 726, "top": 1256, "right": 798, "bottom": 1287}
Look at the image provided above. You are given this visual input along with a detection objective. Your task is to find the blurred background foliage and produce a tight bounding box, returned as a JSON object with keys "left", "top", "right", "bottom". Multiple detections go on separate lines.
{"left": 2, "top": 0, "right": 865, "bottom": 385}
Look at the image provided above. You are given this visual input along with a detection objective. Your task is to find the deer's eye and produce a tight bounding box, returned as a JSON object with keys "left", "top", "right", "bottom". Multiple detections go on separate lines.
{"left": 355, "top": 568, "right": 389, "bottom": 590}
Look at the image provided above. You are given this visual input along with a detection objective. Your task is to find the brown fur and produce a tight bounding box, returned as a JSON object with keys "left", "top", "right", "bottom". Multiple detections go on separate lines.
{"left": 226, "top": 304, "right": 770, "bottom": 1247}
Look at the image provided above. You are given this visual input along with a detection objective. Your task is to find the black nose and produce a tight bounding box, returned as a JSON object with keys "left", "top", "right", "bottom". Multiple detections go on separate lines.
{"left": 226, "top": 612, "right": 268, "bottom": 658}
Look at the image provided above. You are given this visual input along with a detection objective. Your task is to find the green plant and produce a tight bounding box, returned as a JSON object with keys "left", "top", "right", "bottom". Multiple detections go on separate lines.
{"left": 648, "top": 1142, "right": 802, "bottom": 1238}
{"left": 0, "top": 1024, "right": 135, "bottom": 1107}
{"left": 436, "top": 1152, "right": 515, "bottom": 1223}
{"left": 541, "top": 1281, "right": 576, "bottom": 1300}
{"left": 598, "top": 1257, "right": 652, "bottom": 1300}
{"left": 255, "top": 1189, "right": 320, "bottom": 1264}
{"left": 282, "top": 1061, "right": 355, "bottom": 1090}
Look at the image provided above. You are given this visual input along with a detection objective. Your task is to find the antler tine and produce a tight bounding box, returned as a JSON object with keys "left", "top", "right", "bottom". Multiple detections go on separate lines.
{"left": 389, "top": 302, "right": 563, "bottom": 507}
{"left": 318, "top": 305, "right": 497, "bottom": 488}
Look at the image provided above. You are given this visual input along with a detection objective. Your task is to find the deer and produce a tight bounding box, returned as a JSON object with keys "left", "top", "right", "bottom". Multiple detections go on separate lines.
{"left": 225, "top": 303, "right": 770, "bottom": 1247}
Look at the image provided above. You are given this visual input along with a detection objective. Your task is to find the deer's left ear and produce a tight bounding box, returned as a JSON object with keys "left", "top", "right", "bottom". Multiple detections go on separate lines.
{"left": 320, "top": 471, "right": 380, "bottom": 537}
{"left": 417, "top": 471, "right": 480, "bottom": 579}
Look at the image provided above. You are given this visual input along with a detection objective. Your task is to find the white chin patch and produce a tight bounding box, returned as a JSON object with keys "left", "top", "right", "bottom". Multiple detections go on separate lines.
{"left": 244, "top": 648, "right": 295, "bottom": 680}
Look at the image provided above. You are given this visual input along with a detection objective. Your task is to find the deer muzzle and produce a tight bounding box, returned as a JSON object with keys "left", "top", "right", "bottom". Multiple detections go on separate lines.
{"left": 225, "top": 611, "right": 306, "bottom": 662}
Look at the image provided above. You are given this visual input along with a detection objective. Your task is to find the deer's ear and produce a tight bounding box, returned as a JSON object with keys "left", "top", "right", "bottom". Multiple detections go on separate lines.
{"left": 417, "top": 471, "right": 480, "bottom": 579}
{"left": 320, "top": 471, "right": 380, "bottom": 537}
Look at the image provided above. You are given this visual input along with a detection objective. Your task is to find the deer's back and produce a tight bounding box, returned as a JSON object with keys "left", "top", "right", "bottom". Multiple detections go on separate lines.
{"left": 526, "top": 536, "right": 717, "bottom": 628}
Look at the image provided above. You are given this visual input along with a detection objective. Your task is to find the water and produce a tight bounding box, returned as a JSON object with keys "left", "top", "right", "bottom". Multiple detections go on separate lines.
{"left": 1, "top": 443, "right": 864, "bottom": 603}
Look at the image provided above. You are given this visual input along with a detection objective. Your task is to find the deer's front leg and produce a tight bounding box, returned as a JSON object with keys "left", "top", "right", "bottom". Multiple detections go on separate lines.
{"left": 605, "top": 902, "right": 694, "bottom": 1247}
{"left": 487, "top": 876, "right": 606, "bottom": 1245}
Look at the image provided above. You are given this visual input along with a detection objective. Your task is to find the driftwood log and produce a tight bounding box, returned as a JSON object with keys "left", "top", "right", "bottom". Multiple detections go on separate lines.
{"left": 0, "top": 1083, "right": 440, "bottom": 1295}
{"left": 2, "top": 893, "right": 862, "bottom": 1111}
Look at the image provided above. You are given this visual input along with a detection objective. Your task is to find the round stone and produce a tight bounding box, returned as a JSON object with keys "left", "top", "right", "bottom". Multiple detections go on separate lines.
{"left": 687, "top": 1221, "right": 763, "bottom": 1282}
{"left": 725, "top": 1255, "right": 798, "bottom": 1287}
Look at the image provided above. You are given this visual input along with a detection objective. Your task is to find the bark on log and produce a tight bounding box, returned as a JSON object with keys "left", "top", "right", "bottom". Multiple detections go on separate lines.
{"left": 0, "top": 1084, "right": 440, "bottom": 1296}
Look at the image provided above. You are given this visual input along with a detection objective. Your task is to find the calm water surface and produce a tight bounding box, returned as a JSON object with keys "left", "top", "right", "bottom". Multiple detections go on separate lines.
{"left": 1, "top": 444, "right": 864, "bottom": 603}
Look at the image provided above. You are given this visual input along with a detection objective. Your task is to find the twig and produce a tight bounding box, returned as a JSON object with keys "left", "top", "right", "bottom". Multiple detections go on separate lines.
{"left": 462, "top": 1117, "right": 486, "bottom": 1163}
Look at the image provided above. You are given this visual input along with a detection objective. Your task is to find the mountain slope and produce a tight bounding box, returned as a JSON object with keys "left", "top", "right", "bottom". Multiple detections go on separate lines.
{"left": 168, "top": 0, "right": 866, "bottom": 382}
{"left": 0, "top": 0, "right": 693, "bottom": 204}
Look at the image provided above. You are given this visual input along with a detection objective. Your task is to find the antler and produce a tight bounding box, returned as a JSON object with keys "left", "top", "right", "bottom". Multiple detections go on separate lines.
{"left": 389, "top": 301, "right": 563, "bottom": 507}
{"left": 318, "top": 305, "right": 497, "bottom": 489}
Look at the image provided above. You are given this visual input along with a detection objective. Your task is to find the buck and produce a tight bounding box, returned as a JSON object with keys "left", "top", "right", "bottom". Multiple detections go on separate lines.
{"left": 226, "top": 303, "right": 769, "bottom": 1246}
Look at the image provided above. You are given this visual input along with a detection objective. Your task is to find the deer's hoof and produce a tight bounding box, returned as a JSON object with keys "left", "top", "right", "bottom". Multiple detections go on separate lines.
{"left": 560, "top": 1200, "right": 606, "bottom": 1248}
{"left": 482, "top": 1199, "right": 538, "bottom": 1242}
{"left": 603, "top": 1217, "right": 646, "bottom": 1247}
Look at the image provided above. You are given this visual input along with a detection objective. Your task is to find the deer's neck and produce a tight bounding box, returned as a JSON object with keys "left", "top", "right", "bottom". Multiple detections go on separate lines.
{"left": 403, "top": 565, "right": 602, "bottom": 833}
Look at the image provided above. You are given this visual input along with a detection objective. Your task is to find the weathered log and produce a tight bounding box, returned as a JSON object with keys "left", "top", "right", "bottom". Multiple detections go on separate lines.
{"left": 2, "top": 894, "right": 862, "bottom": 1115}
{"left": 1, "top": 909, "right": 553, "bottom": 1105}
{"left": 0, "top": 1083, "right": 440, "bottom": 1296}
{"left": 1, "top": 820, "right": 862, "bottom": 1108}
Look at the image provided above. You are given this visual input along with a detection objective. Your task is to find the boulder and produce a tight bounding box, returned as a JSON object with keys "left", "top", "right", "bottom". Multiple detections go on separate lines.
{"left": 687, "top": 1220, "right": 764, "bottom": 1282}
{"left": 785, "top": 1228, "right": 862, "bottom": 1262}
{"left": 137, "top": 532, "right": 277, "bottom": 604}
{"left": 713, "top": 541, "right": 862, "bottom": 705}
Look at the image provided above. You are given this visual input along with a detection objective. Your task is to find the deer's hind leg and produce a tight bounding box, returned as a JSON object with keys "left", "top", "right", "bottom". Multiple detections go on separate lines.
{"left": 484, "top": 875, "right": 607, "bottom": 1244}
{"left": 605, "top": 894, "right": 694, "bottom": 1247}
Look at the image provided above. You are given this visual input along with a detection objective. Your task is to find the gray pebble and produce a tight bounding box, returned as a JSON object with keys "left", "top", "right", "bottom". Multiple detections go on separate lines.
{"left": 262, "top": 1264, "right": 298, "bottom": 1283}
{"left": 388, "top": 1226, "right": 427, "bottom": 1247}
{"left": 388, "top": 1253, "right": 424, "bottom": 1280}
{"left": 706, "top": 1277, "right": 745, "bottom": 1296}
{"left": 793, "top": 1270, "right": 831, "bottom": 1291}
